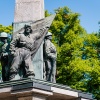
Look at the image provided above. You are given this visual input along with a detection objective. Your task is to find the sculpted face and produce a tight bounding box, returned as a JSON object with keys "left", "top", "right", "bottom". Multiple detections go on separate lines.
{"left": 25, "top": 26, "right": 32, "bottom": 34}
{"left": 0, "top": 37, "right": 7, "bottom": 43}
{"left": 46, "top": 35, "right": 52, "bottom": 40}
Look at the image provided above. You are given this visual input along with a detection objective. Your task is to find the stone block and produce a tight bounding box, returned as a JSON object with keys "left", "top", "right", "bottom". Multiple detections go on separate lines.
{"left": 14, "top": 0, "right": 44, "bottom": 22}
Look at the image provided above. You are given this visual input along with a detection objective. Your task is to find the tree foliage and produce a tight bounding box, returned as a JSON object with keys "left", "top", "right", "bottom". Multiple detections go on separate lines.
{"left": 0, "top": 24, "right": 13, "bottom": 34}
{"left": 47, "top": 6, "right": 100, "bottom": 99}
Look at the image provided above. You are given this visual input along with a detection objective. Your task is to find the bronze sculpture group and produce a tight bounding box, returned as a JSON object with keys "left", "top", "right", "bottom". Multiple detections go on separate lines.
{"left": 0, "top": 23, "right": 57, "bottom": 83}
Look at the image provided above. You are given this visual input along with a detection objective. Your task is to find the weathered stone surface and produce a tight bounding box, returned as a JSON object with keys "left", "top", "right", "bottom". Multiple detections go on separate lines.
{"left": 14, "top": 0, "right": 44, "bottom": 22}
{"left": 18, "top": 95, "right": 46, "bottom": 100}
{"left": 18, "top": 96, "right": 32, "bottom": 100}
{"left": 0, "top": 78, "right": 94, "bottom": 100}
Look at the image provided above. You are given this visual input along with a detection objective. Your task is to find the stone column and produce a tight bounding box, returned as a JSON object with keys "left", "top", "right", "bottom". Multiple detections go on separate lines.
{"left": 13, "top": 0, "right": 44, "bottom": 80}
{"left": 14, "top": 0, "right": 44, "bottom": 22}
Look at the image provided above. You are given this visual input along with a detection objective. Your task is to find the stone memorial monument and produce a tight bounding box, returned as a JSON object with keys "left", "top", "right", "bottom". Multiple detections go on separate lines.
{"left": 0, "top": 0, "right": 95, "bottom": 100}
{"left": 13, "top": 0, "right": 45, "bottom": 80}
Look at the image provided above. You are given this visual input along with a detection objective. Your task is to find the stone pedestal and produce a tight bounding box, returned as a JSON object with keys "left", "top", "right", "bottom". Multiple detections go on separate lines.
{"left": 0, "top": 78, "right": 94, "bottom": 100}
{"left": 18, "top": 95, "right": 46, "bottom": 100}
{"left": 14, "top": 89, "right": 52, "bottom": 100}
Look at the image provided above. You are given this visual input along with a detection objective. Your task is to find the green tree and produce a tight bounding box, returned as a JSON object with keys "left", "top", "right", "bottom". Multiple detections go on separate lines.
{"left": 47, "top": 6, "right": 100, "bottom": 99}
{"left": 0, "top": 24, "right": 13, "bottom": 34}
{"left": 45, "top": 10, "right": 51, "bottom": 17}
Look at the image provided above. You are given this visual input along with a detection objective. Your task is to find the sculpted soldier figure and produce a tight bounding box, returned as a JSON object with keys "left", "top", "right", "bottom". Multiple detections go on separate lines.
{"left": 0, "top": 32, "right": 10, "bottom": 81}
{"left": 9, "top": 25, "right": 43, "bottom": 80}
{"left": 43, "top": 32, "right": 57, "bottom": 83}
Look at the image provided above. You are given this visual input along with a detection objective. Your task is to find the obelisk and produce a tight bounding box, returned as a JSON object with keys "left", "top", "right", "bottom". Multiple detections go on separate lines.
{"left": 14, "top": 0, "right": 44, "bottom": 22}
{"left": 13, "top": 0, "right": 44, "bottom": 80}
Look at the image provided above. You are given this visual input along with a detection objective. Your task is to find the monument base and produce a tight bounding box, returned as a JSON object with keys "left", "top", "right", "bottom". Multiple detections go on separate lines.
{"left": 0, "top": 78, "right": 93, "bottom": 100}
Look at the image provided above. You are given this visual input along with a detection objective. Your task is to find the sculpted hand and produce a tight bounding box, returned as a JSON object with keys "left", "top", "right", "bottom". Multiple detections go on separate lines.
{"left": 51, "top": 55, "right": 57, "bottom": 60}
{"left": 2, "top": 53, "right": 8, "bottom": 56}
{"left": 11, "top": 51, "right": 16, "bottom": 56}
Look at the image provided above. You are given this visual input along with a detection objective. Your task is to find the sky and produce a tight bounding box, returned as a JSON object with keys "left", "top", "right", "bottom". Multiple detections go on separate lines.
{"left": 0, "top": 0, "right": 100, "bottom": 33}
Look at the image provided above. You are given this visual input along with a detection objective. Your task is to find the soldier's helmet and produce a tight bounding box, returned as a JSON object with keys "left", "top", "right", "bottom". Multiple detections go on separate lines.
{"left": 0, "top": 32, "right": 8, "bottom": 38}
{"left": 24, "top": 24, "right": 31, "bottom": 29}
{"left": 45, "top": 32, "right": 52, "bottom": 37}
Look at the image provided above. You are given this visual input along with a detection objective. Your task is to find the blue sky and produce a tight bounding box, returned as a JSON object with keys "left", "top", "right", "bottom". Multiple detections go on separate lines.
{"left": 0, "top": 0, "right": 100, "bottom": 33}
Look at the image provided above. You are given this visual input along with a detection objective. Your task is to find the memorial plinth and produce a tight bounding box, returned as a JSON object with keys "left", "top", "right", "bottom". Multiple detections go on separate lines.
{"left": 0, "top": 78, "right": 93, "bottom": 100}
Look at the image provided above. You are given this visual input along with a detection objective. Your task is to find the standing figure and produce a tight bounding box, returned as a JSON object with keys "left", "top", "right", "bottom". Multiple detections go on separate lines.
{"left": 9, "top": 25, "right": 42, "bottom": 80}
{"left": 43, "top": 32, "right": 57, "bottom": 83}
{"left": 0, "top": 32, "right": 10, "bottom": 81}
